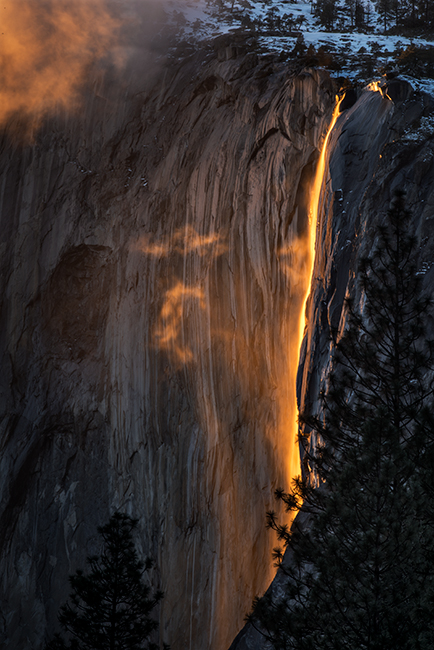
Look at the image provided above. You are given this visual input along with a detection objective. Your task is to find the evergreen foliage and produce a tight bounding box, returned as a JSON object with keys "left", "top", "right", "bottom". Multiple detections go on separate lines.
{"left": 315, "top": 0, "right": 337, "bottom": 30}
{"left": 47, "top": 513, "right": 167, "bottom": 650}
{"left": 249, "top": 192, "right": 434, "bottom": 650}
{"left": 204, "top": 0, "right": 434, "bottom": 42}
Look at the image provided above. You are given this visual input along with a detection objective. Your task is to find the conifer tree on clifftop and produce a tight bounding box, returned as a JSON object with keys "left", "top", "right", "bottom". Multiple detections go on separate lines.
{"left": 249, "top": 192, "right": 434, "bottom": 650}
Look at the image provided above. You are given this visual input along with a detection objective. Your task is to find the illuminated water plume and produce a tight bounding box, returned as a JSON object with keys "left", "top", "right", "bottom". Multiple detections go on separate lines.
{"left": 302, "top": 97, "right": 343, "bottom": 345}
{"left": 366, "top": 81, "right": 382, "bottom": 93}
{"left": 291, "top": 96, "right": 344, "bottom": 484}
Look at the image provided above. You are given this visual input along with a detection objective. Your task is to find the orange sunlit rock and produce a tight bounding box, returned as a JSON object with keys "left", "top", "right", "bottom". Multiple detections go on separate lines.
{"left": 0, "top": 0, "right": 120, "bottom": 127}
{"left": 132, "top": 227, "right": 227, "bottom": 364}
{"left": 133, "top": 226, "right": 227, "bottom": 259}
{"left": 278, "top": 238, "right": 311, "bottom": 295}
{"left": 155, "top": 281, "right": 206, "bottom": 364}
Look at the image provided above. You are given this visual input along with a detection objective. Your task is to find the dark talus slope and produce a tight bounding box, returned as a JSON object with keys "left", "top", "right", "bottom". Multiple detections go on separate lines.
{"left": 230, "top": 78, "right": 434, "bottom": 650}
{"left": 0, "top": 50, "right": 336, "bottom": 650}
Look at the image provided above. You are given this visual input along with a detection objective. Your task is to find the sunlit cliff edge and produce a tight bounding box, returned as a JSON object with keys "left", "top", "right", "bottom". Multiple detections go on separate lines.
{"left": 1, "top": 43, "right": 434, "bottom": 650}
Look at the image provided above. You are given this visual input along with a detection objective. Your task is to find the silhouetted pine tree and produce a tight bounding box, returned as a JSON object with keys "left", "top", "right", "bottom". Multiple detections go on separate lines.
{"left": 354, "top": 0, "right": 365, "bottom": 27}
{"left": 47, "top": 513, "right": 167, "bottom": 650}
{"left": 376, "top": 0, "right": 394, "bottom": 30}
{"left": 249, "top": 192, "right": 434, "bottom": 650}
{"left": 315, "top": 0, "right": 337, "bottom": 29}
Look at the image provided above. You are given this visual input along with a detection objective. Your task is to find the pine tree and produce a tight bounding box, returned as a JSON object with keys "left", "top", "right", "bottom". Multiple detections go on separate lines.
{"left": 249, "top": 192, "right": 434, "bottom": 650}
{"left": 354, "top": 0, "right": 365, "bottom": 28}
{"left": 375, "top": 0, "right": 394, "bottom": 31}
{"left": 315, "top": 0, "right": 337, "bottom": 30}
{"left": 47, "top": 513, "right": 167, "bottom": 650}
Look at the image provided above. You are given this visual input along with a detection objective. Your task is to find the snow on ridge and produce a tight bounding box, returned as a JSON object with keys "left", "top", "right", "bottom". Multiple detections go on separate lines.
{"left": 163, "top": 0, "right": 434, "bottom": 86}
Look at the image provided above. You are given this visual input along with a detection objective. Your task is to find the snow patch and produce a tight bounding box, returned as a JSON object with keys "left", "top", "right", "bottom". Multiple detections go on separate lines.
{"left": 163, "top": 0, "right": 434, "bottom": 87}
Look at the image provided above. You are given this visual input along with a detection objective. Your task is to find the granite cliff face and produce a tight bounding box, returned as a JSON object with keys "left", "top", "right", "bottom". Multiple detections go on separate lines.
{"left": 229, "top": 77, "right": 434, "bottom": 650}
{"left": 0, "top": 50, "right": 337, "bottom": 650}
{"left": 2, "top": 40, "right": 433, "bottom": 650}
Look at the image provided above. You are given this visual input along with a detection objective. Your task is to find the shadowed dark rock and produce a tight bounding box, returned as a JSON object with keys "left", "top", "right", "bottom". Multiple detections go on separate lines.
{"left": 383, "top": 78, "right": 414, "bottom": 103}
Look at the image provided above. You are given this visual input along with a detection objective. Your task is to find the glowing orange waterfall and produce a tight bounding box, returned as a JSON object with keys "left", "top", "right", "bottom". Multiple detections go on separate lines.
{"left": 300, "top": 97, "right": 343, "bottom": 346}
{"left": 289, "top": 96, "right": 343, "bottom": 487}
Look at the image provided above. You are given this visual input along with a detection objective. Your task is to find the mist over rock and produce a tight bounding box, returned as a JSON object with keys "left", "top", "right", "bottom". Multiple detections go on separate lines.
{"left": 0, "top": 50, "right": 336, "bottom": 649}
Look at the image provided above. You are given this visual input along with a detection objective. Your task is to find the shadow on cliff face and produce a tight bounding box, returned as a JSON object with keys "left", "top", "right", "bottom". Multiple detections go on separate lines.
{"left": 43, "top": 245, "right": 114, "bottom": 361}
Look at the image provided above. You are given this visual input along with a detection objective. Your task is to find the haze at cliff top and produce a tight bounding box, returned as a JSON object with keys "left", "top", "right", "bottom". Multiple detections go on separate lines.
{"left": 0, "top": 0, "right": 167, "bottom": 129}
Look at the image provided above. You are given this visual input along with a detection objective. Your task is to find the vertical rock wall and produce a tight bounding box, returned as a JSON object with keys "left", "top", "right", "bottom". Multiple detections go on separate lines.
{"left": 0, "top": 52, "right": 336, "bottom": 650}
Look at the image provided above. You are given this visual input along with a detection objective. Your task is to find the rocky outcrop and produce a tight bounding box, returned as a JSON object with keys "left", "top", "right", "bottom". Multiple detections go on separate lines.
{"left": 0, "top": 50, "right": 337, "bottom": 650}
{"left": 229, "top": 77, "right": 434, "bottom": 650}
